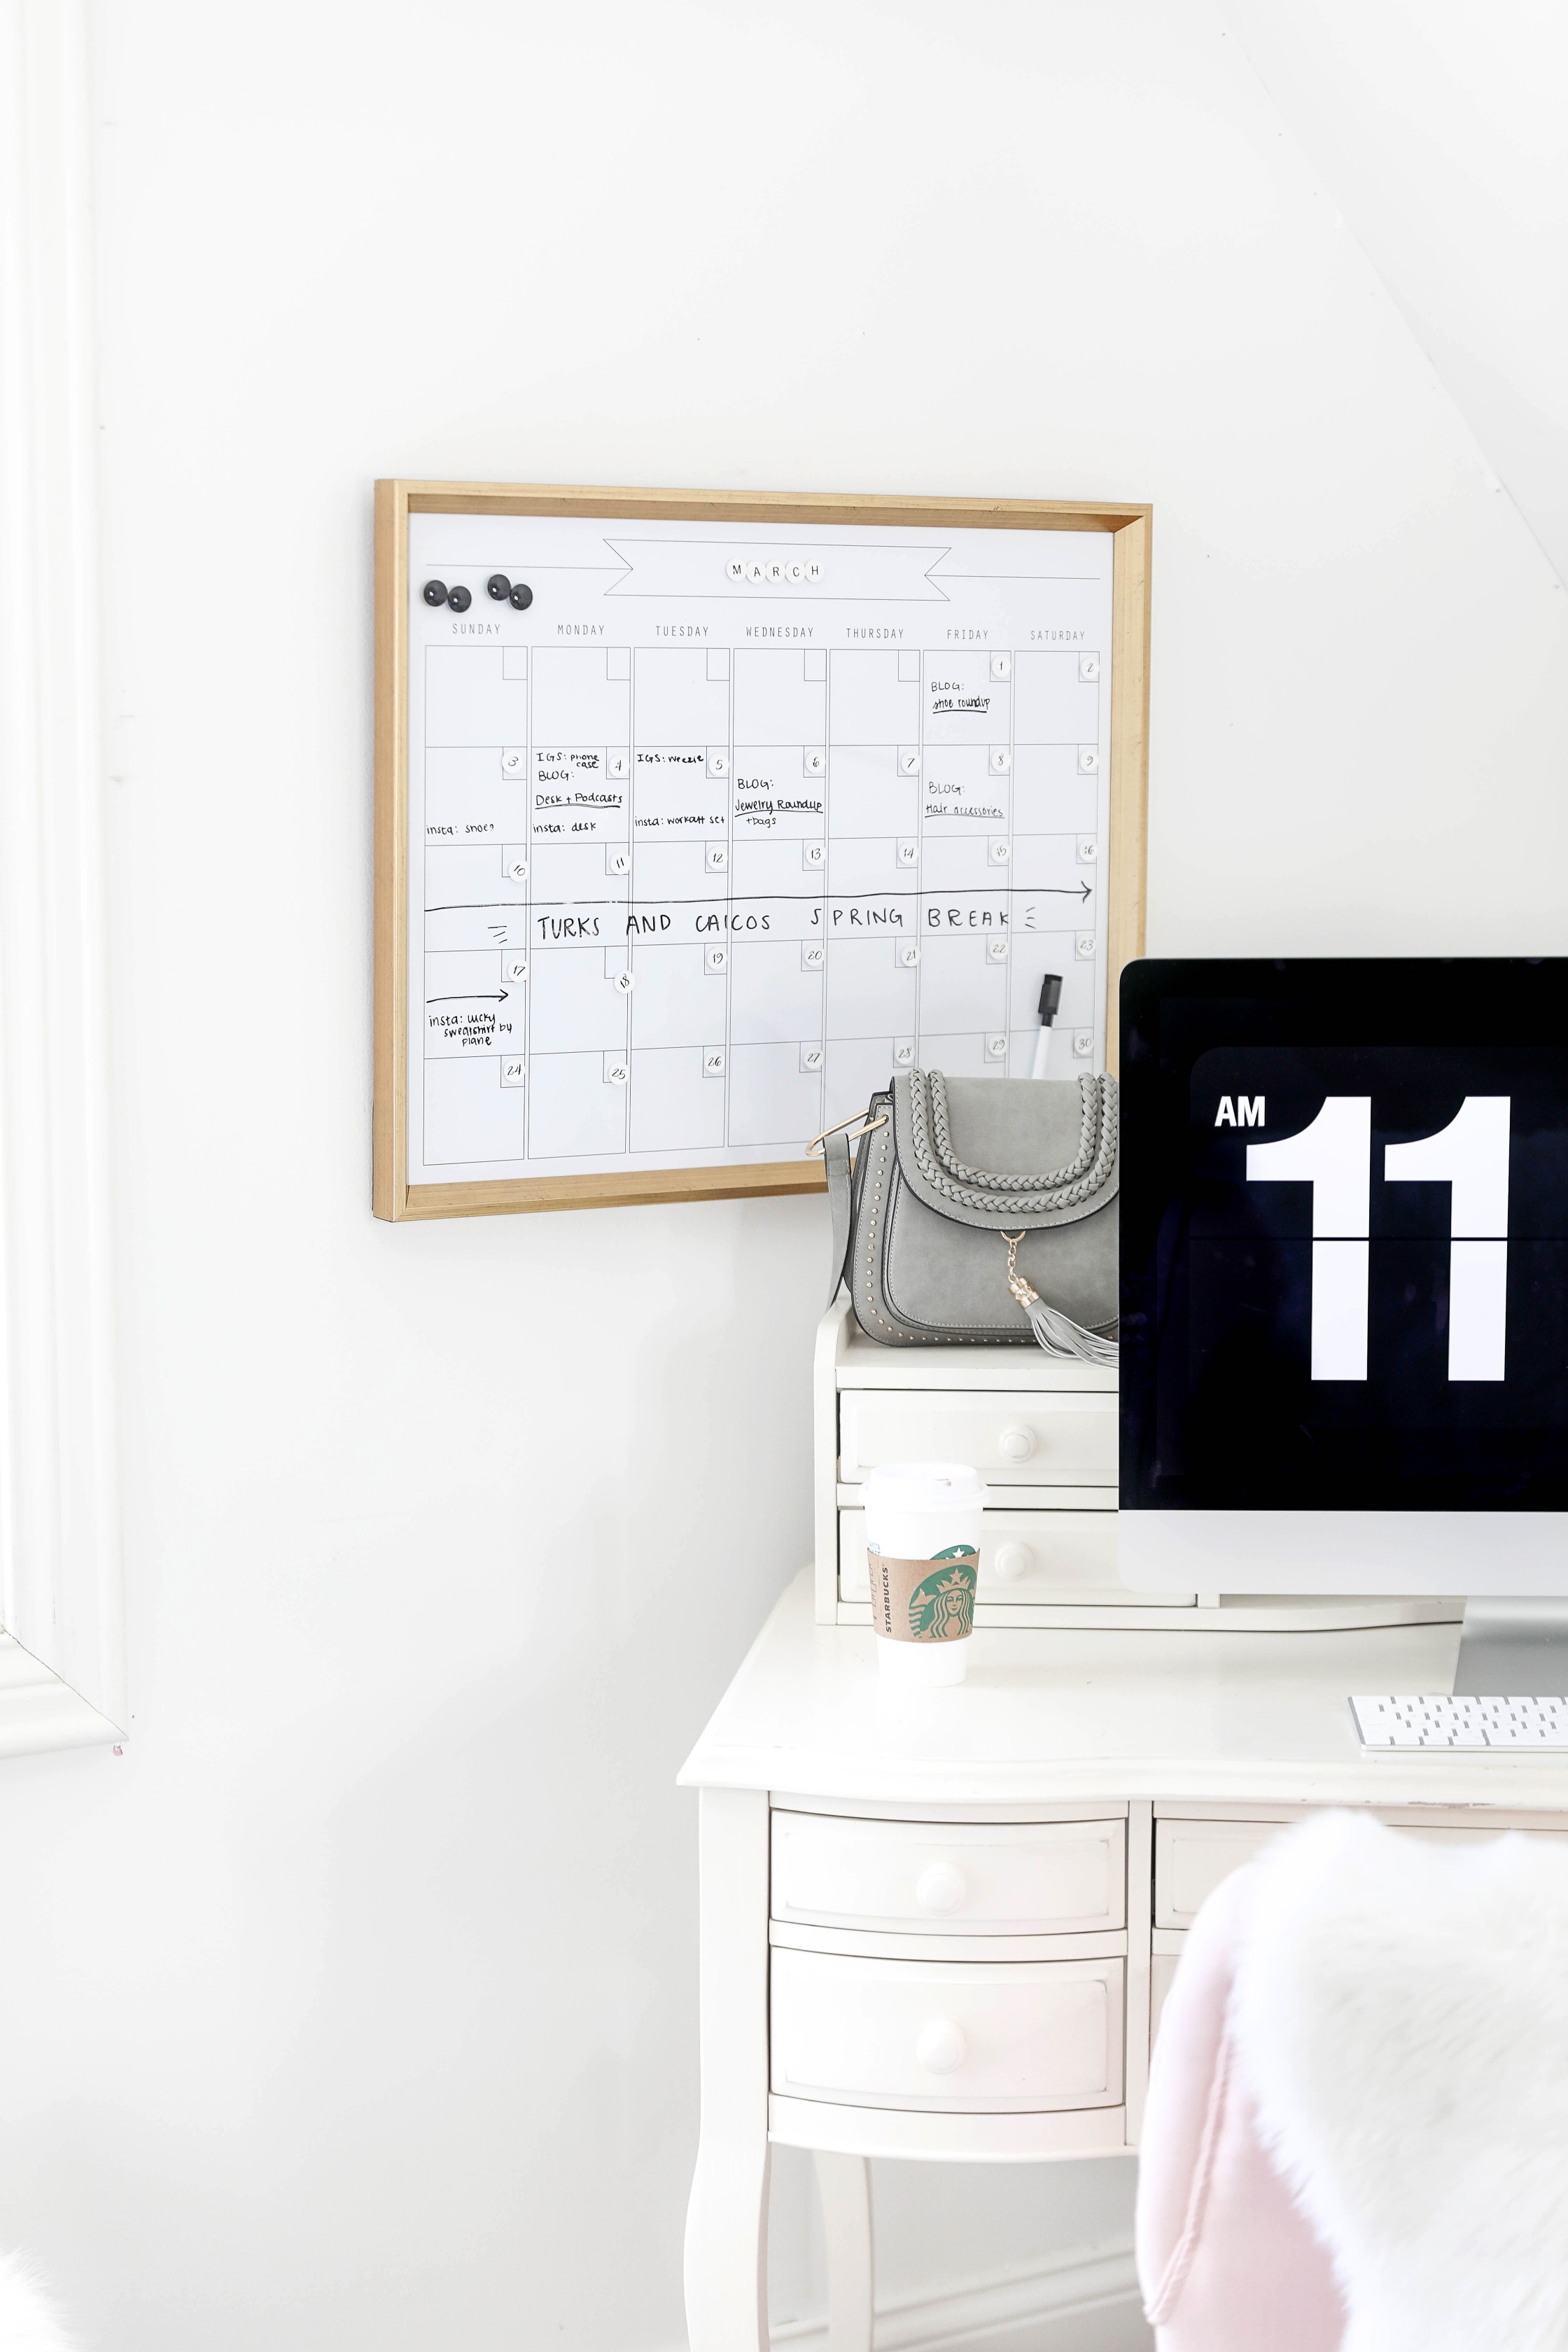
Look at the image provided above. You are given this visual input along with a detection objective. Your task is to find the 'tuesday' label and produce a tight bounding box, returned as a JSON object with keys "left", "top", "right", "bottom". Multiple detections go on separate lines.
{"left": 869, "top": 1546, "right": 979, "bottom": 1642}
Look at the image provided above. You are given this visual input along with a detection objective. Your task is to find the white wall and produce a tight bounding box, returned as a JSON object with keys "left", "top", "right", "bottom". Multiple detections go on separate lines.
{"left": 0, "top": 4, "right": 1560, "bottom": 2348}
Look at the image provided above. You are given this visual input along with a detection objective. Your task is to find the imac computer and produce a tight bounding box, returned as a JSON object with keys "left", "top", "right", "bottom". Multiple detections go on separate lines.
{"left": 1119, "top": 958, "right": 1568, "bottom": 1700}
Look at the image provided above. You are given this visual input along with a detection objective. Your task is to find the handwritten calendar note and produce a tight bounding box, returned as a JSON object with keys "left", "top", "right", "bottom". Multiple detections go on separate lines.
{"left": 405, "top": 511, "right": 1116, "bottom": 1186}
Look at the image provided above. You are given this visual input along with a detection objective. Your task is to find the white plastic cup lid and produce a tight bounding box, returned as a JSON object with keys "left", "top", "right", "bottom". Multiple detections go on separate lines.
{"left": 862, "top": 1461, "right": 986, "bottom": 1515}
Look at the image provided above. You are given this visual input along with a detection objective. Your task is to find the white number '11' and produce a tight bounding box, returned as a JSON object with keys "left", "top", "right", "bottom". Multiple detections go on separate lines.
{"left": 1246, "top": 1096, "right": 1510, "bottom": 1382}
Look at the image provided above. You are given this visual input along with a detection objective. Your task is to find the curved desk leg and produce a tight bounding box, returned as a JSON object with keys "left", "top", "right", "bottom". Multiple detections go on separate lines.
{"left": 685, "top": 1788, "right": 771, "bottom": 2352}
{"left": 813, "top": 2150, "right": 874, "bottom": 2352}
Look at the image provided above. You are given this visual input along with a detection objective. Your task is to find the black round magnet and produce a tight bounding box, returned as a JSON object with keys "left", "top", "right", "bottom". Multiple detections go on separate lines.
{"left": 422, "top": 580, "right": 448, "bottom": 607}
{"left": 486, "top": 574, "right": 512, "bottom": 601}
{"left": 447, "top": 584, "right": 472, "bottom": 612}
{"left": 509, "top": 581, "right": 533, "bottom": 610}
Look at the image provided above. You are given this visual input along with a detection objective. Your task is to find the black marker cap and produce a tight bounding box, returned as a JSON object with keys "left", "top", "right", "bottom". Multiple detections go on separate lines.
{"left": 447, "top": 584, "right": 472, "bottom": 612}
{"left": 1037, "top": 973, "right": 1063, "bottom": 1025}
{"left": 422, "top": 580, "right": 448, "bottom": 607}
{"left": 509, "top": 581, "right": 533, "bottom": 611}
{"left": 486, "top": 574, "right": 512, "bottom": 601}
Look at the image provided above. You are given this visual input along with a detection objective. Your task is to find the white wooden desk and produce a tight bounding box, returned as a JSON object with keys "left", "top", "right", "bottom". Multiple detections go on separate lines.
{"left": 679, "top": 1571, "right": 1568, "bottom": 2351}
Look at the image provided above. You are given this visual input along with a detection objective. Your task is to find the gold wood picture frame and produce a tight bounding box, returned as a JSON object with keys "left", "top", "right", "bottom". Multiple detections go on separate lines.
{"left": 373, "top": 482, "right": 1150, "bottom": 1222}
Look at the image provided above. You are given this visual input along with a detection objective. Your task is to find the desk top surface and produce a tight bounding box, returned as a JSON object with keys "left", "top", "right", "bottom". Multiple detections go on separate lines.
{"left": 680, "top": 1569, "right": 1568, "bottom": 1812}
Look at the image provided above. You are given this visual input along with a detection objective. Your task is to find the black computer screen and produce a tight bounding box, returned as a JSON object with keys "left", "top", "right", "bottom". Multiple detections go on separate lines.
{"left": 1119, "top": 960, "right": 1568, "bottom": 1512}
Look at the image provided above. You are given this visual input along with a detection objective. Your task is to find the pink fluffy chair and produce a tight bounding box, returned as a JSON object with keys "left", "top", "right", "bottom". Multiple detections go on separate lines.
{"left": 1135, "top": 1861, "right": 1344, "bottom": 2351}
{"left": 1135, "top": 1811, "right": 1568, "bottom": 2352}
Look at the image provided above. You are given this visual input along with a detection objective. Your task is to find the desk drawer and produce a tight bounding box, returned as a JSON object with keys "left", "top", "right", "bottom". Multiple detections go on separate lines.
{"left": 839, "top": 1390, "right": 1116, "bottom": 1488}
{"left": 839, "top": 1507, "right": 1182, "bottom": 1608}
{"left": 771, "top": 1949, "right": 1125, "bottom": 2112}
{"left": 773, "top": 1812, "right": 1126, "bottom": 1935}
{"left": 1154, "top": 1815, "right": 1568, "bottom": 1928}
{"left": 1154, "top": 1821, "right": 1283, "bottom": 1929}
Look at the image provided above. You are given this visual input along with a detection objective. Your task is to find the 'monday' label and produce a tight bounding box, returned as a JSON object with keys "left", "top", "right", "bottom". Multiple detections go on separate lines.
{"left": 869, "top": 1545, "right": 979, "bottom": 1642}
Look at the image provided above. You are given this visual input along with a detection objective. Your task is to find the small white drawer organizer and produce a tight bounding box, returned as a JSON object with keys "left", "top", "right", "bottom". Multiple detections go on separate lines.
{"left": 813, "top": 1296, "right": 1455, "bottom": 1632}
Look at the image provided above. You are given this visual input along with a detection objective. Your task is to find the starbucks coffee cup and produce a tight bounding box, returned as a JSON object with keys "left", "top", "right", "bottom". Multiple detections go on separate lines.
{"left": 863, "top": 1462, "right": 986, "bottom": 1686}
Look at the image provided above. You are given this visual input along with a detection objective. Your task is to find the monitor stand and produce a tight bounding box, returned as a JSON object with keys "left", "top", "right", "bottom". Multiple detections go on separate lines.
{"left": 1452, "top": 1599, "right": 1568, "bottom": 1697}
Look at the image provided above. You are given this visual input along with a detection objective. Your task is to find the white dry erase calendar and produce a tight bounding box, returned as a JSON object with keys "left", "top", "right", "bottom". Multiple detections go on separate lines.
{"left": 372, "top": 485, "right": 1149, "bottom": 1219}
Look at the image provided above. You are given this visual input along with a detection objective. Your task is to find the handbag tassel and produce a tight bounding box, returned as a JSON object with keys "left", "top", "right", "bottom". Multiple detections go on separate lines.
{"left": 1002, "top": 1232, "right": 1119, "bottom": 1366}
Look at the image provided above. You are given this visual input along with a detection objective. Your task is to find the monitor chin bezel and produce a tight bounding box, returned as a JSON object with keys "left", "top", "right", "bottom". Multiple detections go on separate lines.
{"left": 1117, "top": 1508, "right": 1568, "bottom": 1597}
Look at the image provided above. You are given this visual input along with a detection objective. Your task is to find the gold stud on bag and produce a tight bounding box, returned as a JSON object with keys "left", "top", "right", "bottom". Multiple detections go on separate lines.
{"left": 812, "top": 1070, "right": 1119, "bottom": 1357}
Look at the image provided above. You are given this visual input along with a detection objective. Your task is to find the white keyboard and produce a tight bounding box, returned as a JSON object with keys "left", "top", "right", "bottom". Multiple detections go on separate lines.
{"left": 1351, "top": 1695, "right": 1568, "bottom": 1750}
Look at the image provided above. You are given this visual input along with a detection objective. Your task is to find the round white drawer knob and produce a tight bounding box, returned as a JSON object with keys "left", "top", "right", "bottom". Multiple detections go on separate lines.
{"left": 915, "top": 1861, "right": 968, "bottom": 1915}
{"left": 993, "top": 1541, "right": 1033, "bottom": 1582}
{"left": 997, "top": 1423, "right": 1037, "bottom": 1462}
{"left": 916, "top": 2017, "right": 967, "bottom": 2075}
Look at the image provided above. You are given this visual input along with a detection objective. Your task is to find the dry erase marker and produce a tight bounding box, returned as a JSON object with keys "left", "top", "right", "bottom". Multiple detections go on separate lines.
{"left": 1030, "top": 974, "right": 1063, "bottom": 1079}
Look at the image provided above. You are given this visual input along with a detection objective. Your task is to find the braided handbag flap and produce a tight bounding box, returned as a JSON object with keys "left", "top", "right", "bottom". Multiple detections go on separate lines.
{"left": 889, "top": 1068, "right": 1119, "bottom": 1233}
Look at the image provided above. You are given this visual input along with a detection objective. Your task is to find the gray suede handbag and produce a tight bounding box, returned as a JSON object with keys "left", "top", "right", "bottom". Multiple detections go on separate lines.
{"left": 817, "top": 1068, "right": 1119, "bottom": 1361}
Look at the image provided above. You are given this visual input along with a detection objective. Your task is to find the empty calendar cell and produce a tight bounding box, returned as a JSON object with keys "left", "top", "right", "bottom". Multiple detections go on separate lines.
{"left": 634, "top": 645, "right": 731, "bottom": 743}
{"left": 1009, "top": 834, "right": 1084, "bottom": 891}
{"left": 424, "top": 647, "right": 530, "bottom": 748}
{"left": 825, "top": 746, "right": 917, "bottom": 837}
{"left": 916, "top": 934, "right": 1009, "bottom": 1029}
{"left": 728, "top": 939, "right": 825, "bottom": 1044}
{"left": 729, "top": 834, "right": 824, "bottom": 911}
{"left": 528, "top": 947, "right": 631, "bottom": 1054}
{"left": 825, "top": 939, "right": 918, "bottom": 1038}
{"left": 423, "top": 1054, "right": 532, "bottom": 1166}
{"left": 629, "top": 837, "right": 713, "bottom": 907}
{"left": 526, "top": 1051, "right": 628, "bottom": 1159}
{"left": 732, "top": 649, "right": 827, "bottom": 745}
{"left": 1010, "top": 748, "right": 1100, "bottom": 835}
{"left": 627, "top": 946, "right": 728, "bottom": 1047}
{"left": 727, "top": 1043, "right": 824, "bottom": 1149}
{"left": 827, "top": 649, "right": 921, "bottom": 744}
{"left": 919, "top": 835, "right": 1009, "bottom": 894}
{"left": 829, "top": 835, "right": 906, "bottom": 897}
{"left": 627, "top": 1048, "right": 728, "bottom": 1154}
{"left": 1013, "top": 650, "right": 1099, "bottom": 746}
{"left": 530, "top": 645, "right": 631, "bottom": 745}
{"left": 426, "top": 839, "right": 529, "bottom": 911}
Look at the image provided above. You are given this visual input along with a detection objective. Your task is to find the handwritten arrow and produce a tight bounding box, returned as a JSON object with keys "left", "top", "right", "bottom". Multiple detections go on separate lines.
{"left": 426, "top": 990, "right": 510, "bottom": 1004}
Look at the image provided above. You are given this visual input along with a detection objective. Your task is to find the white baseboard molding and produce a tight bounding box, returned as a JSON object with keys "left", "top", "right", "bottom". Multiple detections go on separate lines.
{"left": 770, "top": 2243, "right": 1148, "bottom": 2352}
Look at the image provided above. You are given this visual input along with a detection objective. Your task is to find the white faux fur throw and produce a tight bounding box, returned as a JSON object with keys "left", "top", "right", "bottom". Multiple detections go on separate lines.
{"left": 0, "top": 2253, "right": 74, "bottom": 2350}
{"left": 1230, "top": 1809, "right": 1568, "bottom": 2352}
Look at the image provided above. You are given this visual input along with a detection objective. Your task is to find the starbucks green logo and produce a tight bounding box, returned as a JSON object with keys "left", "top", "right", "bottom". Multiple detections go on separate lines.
{"left": 907, "top": 1547, "right": 977, "bottom": 1642}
